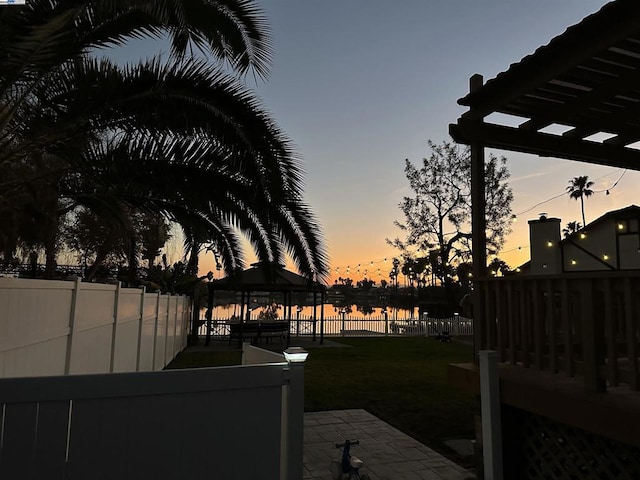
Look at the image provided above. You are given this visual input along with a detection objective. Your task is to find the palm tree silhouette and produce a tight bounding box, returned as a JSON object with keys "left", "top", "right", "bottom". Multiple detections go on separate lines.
{"left": 562, "top": 221, "right": 582, "bottom": 238}
{"left": 0, "top": 0, "right": 328, "bottom": 281}
{"left": 566, "top": 176, "right": 594, "bottom": 226}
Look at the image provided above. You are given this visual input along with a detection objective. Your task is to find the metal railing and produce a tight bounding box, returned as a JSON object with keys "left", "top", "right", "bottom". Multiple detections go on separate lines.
{"left": 198, "top": 315, "right": 473, "bottom": 338}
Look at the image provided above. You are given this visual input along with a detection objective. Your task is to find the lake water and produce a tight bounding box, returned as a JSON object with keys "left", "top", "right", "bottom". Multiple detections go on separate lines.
{"left": 204, "top": 303, "right": 418, "bottom": 321}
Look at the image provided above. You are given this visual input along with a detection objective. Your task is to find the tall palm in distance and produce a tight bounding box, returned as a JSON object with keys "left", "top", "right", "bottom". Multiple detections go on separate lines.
{"left": 566, "top": 176, "right": 594, "bottom": 227}
{"left": 0, "top": 1, "right": 328, "bottom": 282}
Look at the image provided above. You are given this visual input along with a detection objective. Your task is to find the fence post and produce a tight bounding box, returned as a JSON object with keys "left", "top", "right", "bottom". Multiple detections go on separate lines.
{"left": 479, "top": 350, "right": 503, "bottom": 480}
{"left": 136, "top": 286, "right": 146, "bottom": 372}
{"left": 282, "top": 347, "right": 308, "bottom": 480}
{"left": 164, "top": 294, "right": 171, "bottom": 366}
{"left": 64, "top": 276, "right": 82, "bottom": 375}
{"left": 109, "top": 282, "right": 121, "bottom": 373}
{"left": 384, "top": 310, "right": 389, "bottom": 336}
{"left": 152, "top": 292, "right": 161, "bottom": 370}
{"left": 171, "top": 296, "right": 179, "bottom": 359}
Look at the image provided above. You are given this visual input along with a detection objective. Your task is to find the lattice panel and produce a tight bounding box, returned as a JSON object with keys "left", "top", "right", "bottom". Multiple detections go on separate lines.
{"left": 518, "top": 411, "right": 640, "bottom": 480}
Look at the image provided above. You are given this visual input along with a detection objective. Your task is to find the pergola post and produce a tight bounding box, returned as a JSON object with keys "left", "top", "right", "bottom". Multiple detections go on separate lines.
{"left": 469, "top": 74, "right": 487, "bottom": 359}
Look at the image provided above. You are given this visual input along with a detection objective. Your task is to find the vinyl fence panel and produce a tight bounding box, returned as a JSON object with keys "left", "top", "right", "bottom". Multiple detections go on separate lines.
{"left": 112, "top": 286, "right": 144, "bottom": 373}
{"left": 0, "top": 278, "right": 190, "bottom": 378}
{"left": 0, "top": 279, "right": 72, "bottom": 377}
{"left": 0, "top": 364, "right": 290, "bottom": 480}
{"left": 69, "top": 282, "right": 117, "bottom": 375}
{"left": 138, "top": 293, "right": 159, "bottom": 371}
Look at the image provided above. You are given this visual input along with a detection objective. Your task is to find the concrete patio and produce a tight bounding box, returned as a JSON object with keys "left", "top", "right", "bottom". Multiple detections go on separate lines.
{"left": 304, "top": 409, "right": 475, "bottom": 480}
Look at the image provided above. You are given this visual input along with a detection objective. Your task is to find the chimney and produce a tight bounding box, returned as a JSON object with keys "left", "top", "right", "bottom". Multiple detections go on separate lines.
{"left": 528, "top": 213, "right": 561, "bottom": 275}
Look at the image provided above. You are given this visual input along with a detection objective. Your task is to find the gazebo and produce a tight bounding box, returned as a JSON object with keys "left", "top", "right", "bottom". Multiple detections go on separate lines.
{"left": 203, "top": 262, "right": 327, "bottom": 346}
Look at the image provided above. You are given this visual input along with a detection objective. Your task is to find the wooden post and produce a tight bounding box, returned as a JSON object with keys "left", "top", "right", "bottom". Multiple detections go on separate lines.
{"left": 470, "top": 74, "right": 487, "bottom": 363}
{"left": 624, "top": 279, "right": 638, "bottom": 390}
{"left": 603, "top": 278, "right": 616, "bottom": 386}
{"left": 547, "top": 279, "right": 558, "bottom": 374}
{"left": 581, "top": 279, "right": 606, "bottom": 392}
{"left": 561, "top": 279, "right": 574, "bottom": 376}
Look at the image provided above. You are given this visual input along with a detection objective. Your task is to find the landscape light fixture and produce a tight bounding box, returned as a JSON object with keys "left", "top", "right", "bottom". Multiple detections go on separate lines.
{"left": 284, "top": 347, "right": 309, "bottom": 363}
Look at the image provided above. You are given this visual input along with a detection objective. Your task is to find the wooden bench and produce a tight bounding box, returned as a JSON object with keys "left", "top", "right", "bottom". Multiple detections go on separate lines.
{"left": 229, "top": 321, "right": 289, "bottom": 346}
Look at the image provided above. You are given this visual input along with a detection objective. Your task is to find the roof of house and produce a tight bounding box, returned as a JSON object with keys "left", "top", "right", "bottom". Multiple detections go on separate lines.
{"left": 450, "top": 0, "right": 640, "bottom": 170}
{"left": 516, "top": 205, "right": 640, "bottom": 271}
{"left": 579, "top": 204, "right": 640, "bottom": 228}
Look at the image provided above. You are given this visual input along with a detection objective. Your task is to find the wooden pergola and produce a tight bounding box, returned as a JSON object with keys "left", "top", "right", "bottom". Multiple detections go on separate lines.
{"left": 449, "top": 0, "right": 640, "bottom": 348}
{"left": 204, "top": 261, "right": 327, "bottom": 345}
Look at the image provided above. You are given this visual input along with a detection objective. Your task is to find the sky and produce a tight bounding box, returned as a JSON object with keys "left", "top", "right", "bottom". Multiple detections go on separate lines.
{"left": 112, "top": 0, "right": 640, "bottom": 284}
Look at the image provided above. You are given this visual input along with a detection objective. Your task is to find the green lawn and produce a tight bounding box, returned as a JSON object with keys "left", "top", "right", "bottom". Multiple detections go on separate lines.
{"left": 303, "top": 337, "right": 477, "bottom": 456}
{"left": 168, "top": 336, "right": 477, "bottom": 461}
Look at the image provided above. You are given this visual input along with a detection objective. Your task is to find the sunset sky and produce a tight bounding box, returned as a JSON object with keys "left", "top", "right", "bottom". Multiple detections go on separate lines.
{"left": 113, "top": 1, "right": 640, "bottom": 284}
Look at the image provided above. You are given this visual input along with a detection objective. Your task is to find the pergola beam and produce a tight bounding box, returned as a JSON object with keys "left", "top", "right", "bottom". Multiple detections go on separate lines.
{"left": 519, "top": 67, "right": 640, "bottom": 132}
{"left": 450, "top": 121, "right": 640, "bottom": 171}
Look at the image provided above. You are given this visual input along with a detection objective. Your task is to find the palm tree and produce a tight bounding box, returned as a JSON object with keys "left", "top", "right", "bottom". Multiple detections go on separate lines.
{"left": 562, "top": 221, "right": 582, "bottom": 238}
{"left": 566, "top": 176, "right": 594, "bottom": 226}
{"left": 0, "top": 1, "right": 328, "bottom": 281}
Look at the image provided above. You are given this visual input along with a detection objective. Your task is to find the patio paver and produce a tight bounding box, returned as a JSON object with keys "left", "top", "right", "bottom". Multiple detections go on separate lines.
{"left": 304, "top": 409, "right": 475, "bottom": 480}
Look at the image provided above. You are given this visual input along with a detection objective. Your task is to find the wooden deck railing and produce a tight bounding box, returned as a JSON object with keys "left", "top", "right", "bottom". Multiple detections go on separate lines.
{"left": 475, "top": 272, "right": 640, "bottom": 393}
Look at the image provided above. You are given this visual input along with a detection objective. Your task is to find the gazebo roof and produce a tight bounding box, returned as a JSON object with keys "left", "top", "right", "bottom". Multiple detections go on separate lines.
{"left": 450, "top": 0, "right": 640, "bottom": 170}
{"left": 211, "top": 262, "right": 325, "bottom": 293}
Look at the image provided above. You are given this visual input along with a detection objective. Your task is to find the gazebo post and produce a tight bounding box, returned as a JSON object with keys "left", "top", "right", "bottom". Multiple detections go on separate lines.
{"left": 312, "top": 291, "right": 317, "bottom": 341}
{"left": 205, "top": 283, "right": 214, "bottom": 346}
{"left": 286, "top": 290, "right": 292, "bottom": 347}
{"left": 239, "top": 291, "right": 246, "bottom": 345}
{"left": 320, "top": 289, "right": 325, "bottom": 345}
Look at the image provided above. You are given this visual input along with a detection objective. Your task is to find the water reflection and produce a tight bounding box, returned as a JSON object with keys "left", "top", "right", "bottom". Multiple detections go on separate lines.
{"left": 205, "top": 303, "right": 417, "bottom": 320}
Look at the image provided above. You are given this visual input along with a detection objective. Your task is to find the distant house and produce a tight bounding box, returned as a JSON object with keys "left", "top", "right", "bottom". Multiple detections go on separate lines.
{"left": 520, "top": 205, "right": 640, "bottom": 275}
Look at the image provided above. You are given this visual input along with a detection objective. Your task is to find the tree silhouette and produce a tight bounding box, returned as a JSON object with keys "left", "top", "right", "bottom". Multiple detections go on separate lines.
{"left": 388, "top": 140, "right": 513, "bottom": 284}
{"left": 566, "top": 176, "right": 594, "bottom": 226}
{"left": 562, "top": 221, "right": 582, "bottom": 238}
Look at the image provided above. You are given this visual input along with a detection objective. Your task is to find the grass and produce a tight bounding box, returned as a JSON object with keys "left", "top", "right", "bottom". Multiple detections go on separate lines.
{"left": 168, "top": 336, "right": 477, "bottom": 461}
{"left": 303, "top": 337, "right": 477, "bottom": 457}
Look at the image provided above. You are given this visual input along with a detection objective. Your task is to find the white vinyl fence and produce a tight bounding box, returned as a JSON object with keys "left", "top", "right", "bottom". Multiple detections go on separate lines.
{"left": 0, "top": 360, "right": 305, "bottom": 480}
{"left": 0, "top": 277, "right": 190, "bottom": 378}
